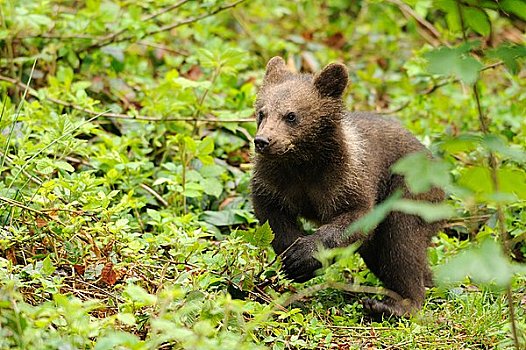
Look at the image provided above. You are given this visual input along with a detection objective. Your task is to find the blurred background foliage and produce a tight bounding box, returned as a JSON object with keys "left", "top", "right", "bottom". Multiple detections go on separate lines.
{"left": 0, "top": 0, "right": 525, "bottom": 348}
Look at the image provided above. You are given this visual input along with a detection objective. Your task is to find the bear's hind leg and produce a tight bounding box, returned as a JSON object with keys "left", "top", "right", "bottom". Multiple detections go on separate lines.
{"left": 359, "top": 213, "right": 432, "bottom": 317}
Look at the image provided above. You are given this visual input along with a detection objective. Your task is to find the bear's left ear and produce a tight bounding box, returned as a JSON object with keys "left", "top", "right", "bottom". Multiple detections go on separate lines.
{"left": 314, "top": 62, "right": 348, "bottom": 98}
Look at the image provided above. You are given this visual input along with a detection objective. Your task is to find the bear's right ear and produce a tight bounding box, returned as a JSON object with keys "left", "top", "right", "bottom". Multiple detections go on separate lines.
{"left": 263, "top": 56, "right": 290, "bottom": 85}
{"left": 314, "top": 62, "right": 348, "bottom": 99}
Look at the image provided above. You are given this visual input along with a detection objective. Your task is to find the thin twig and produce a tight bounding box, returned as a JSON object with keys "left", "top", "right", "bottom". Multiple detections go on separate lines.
{"left": 86, "top": 0, "right": 246, "bottom": 50}
{"left": 456, "top": 5, "right": 520, "bottom": 348}
{"left": 0, "top": 196, "right": 65, "bottom": 226}
{"left": 0, "top": 150, "right": 43, "bottom": 185}
{"left": 386, "top": 0, "right": 448, "bottom": 47}
{"left": 139, "top": 183, "right": 169, "bottom": 208}
{"left": 146, "top": 0, "right": 247, "bottom": 38}
{"left": 88, "top": 0, "right": 192, "bottom": 50}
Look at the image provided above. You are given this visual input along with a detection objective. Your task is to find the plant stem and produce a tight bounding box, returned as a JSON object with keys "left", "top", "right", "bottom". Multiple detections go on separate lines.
{"left": 472, "top": 83, "right": 519, "bottom": 349}
{"left": 456, "top": 2, "right": 520, "bottom": 346}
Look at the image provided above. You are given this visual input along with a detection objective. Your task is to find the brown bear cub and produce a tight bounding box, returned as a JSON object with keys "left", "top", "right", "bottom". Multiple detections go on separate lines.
{"left": 250, "top": 57, "right": 445, "bottom": 317}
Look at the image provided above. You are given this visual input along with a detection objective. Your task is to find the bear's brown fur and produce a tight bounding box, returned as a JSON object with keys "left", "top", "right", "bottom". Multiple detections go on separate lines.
{"left": 250, "top": 57, "right": 445, "bottom": 317}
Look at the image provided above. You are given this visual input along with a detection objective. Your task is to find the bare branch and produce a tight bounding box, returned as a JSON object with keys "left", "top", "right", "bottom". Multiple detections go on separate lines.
{"left": 148, "top": 0, "right": 247, "bottom": 37}
{"left": 89, "top": 0, "right": 192, "bottom": 49}
{"left": 140, "top": 183, "right": 169, "bottom": 208}
{"left": 87, "top": 0, "right": 247, "bottom": 51}
{"left": 386, "top": 0, "right": 448, "bottom": 47}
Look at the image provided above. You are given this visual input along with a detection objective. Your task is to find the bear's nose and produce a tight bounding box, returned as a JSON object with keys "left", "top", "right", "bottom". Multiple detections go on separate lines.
{"left": 254, "top": 136, "right": 270, "bottom": 153}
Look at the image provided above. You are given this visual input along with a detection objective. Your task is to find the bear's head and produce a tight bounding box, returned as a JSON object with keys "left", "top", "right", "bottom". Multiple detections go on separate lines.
{"left": 254, "top": 57, "right": 348, "bottom": 160}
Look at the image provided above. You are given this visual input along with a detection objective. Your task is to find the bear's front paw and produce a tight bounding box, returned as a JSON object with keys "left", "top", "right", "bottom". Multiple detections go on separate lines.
{"left": 281, "top": 237, "right": 322, "bottom": 282}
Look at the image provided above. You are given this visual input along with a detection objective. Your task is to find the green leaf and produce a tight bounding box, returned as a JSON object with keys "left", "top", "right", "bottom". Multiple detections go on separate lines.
{"left": 391, "top": 152, "right": 451, "bottom": 194}
{"left": 146, "top": 208, "right": 161, "bottom": 222}
{"left": 94, "top": 331, "right": 141, "bottom": 350}
{"left": 393, "top": 200, "right": 454, "bottom": 222}
{"left": 435, "top": 0, "right": 461, "bottom": 32}
{"left": 482, "top": 134, "right": 526, "bottom": 162}
{"left": 435, "top": 239, "right": 526, "bottom": 288}
{"left": 171, "top": 77, "right": 211, "bottom": 90}
{"left": 35, "top": 159, "right": 54, "bottom": 175}
{"left": 122, "top": 285, "right": 156, "bottom": 306}
{"left": 487, "top": 44, "right": 526, "bottom": 75}
{"left": 462, "top": 6, "right": 491, "bottom": 36}
{"left": 243, "top": 221, "right": 274, "bottom": 248}
{"left": 55, "top": 160, "right": 75, "bottom": 172}
{"left": 42, "top": 255, "right": 56, "bottom": 276}
{"left": 201, "top": 177, "right": 223, "bottom": 198}
{"left": 500, "top": 0, "right": 526, "bottom": 21}
{"left": 458, "top": 166, "right": 526, "bottom": 201}
{"left": 117, "top": 313, "right": 136, "bottom": 326}
{"left": 197, "top": 136, "right": 214, "bottom": 156}
{"left": 346, "top": 191, "right": 403, "bottom": 235}
{"left": 424, "top": 44, "right": 483, "bottom": 85}
{"left": 183, "top": 182, "right": 204, "bottom": 198}
{"left": 201, "top": 209, "right": 246, "bottom": 226}
{"left": 438, "top": 134, "right": 481, "bottom": 154}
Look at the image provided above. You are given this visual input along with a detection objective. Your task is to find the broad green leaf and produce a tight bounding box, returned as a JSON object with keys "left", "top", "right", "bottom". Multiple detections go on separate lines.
{"left": 183, "top": 182, "right": 204, "bottom": 198}
{"left": 35, "top": 159, "right": 54, "bottom": 175}
{"left": 201, "top": 209, "right": 246, "bottom": 226}
{"left": 94, "top": 331, "right": 141, "bottom": 350}
{"left": 42, "top": 255, "right": 56, "bottom": 276}
{"left": 424, "top": 44, "right": 483, "bottom": 85}
{"left": 393, "top": 200, "right": 454, "bottom": 222}
{"left": 487, "top": 44, "right": 526, "bottom": 75}
{"left": 462, "top": 6, "right": 490, "bottom": 36}
{"left": 146, "top": 208, "right": 161, "bottom": 222}
{"left": 435, "top": 0, "right": 461, "bottom": 32}
{"left": 201, "top": 177, "right": 223, "bottom": 198}
{"left": 55, "top": 160, "right": 75, "bottom": 172}
{"left": 346, "top": 192, "right": 402, "bottom": 235}
{"left": 458, "top": 166, "right": 526, "bottom": 201}
{"left": 500, "top": 0, "right": 526, "bottom": 21}
{"left": 482, "top": 134, "right": 526, "bottom": 162}
{"left": 122, "top": 284, "right": 156, "bottom": 306}
{"left": 197, "top": 136, "right": 214, "bottom": 156}
{"left": 391, "top": 152, "right": 451, "bottom": 193}
{"left": 438, "top": 134, "right": 480, "bottom": 154}
{"left": 171, "top": 77, "right": 211, "bottom": 90}
{"left": 435, "top": 239, "right": 526, "bottom": 288}
{"left": 117, "top": 313, "right": 136, "bottom": 326}
{"left": 199, "top": 164, "right": 226, "bottom": 178}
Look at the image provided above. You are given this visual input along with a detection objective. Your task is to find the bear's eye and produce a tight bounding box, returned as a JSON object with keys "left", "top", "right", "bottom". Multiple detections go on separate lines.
{"left": 285, "top": 112, "right": 297, "bottom": 123}
{"left": 257, "top": 110, "right": 265, "bottom": 124}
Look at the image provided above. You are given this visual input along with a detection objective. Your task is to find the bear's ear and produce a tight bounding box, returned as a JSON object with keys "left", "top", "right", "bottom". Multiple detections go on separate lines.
{"left": 263, "top": 56, "right": 290, "bottom": 85}
{"left": 314, "top": 62, "right": 348, "bottom": 98}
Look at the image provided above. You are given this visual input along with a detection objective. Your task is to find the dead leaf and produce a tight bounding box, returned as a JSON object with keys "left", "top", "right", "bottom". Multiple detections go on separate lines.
{"left": 36, "top": 217, "right": 48, "bottom": 228}
{"left": 325, "top": 32, "right": 346, "bottom": 49}
{"left": 73, "top": 264, "right": 86, "bottom": 276}
{"left": 6, "top": 248, "right": 17, "bottom": 265}
{"left": 185, "top": 65, "right": 203, "bottom": 81}
{"left": 100, "top": 262, "right": 118, "bottom": 285}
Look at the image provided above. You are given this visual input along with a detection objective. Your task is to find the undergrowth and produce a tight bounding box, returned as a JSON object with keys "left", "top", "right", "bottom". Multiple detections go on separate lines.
{"left": 1, "top": 1, "right": 525, "bottom": 349}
